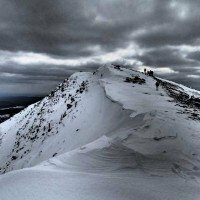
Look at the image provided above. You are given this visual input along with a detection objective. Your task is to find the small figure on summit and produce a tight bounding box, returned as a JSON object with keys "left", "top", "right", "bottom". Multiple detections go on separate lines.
{"left": 149, "top": 70, "right": 154, "bottom": 76}
{"left": 144, "top": 68, "right": 147, "bottom": 75}
{"left": 155, "top": 81, "right": 160, "bottom": 91}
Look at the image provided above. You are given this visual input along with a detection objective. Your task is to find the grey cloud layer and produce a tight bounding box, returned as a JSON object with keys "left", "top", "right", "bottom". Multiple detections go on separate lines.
{"left": 0, "top": 0, "right": 200, "bottom": 95}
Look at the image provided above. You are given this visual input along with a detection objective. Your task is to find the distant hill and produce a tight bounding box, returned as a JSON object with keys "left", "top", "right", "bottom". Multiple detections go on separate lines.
{"left": 0, "top": 96, "right": 43, "bottom": 123}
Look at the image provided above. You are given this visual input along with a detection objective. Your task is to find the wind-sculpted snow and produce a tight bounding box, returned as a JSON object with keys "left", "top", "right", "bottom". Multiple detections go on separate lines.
{"left": 0, "top": 65, "right": 200, "bottom": 200}
{"left": 0, "top": 71, "right": 132, "bottom": 173}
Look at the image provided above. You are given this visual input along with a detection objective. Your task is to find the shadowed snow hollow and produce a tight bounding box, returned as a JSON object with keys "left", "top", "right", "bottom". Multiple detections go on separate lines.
{"left": 0, "top": 64, "right": 200, "bottom": 200}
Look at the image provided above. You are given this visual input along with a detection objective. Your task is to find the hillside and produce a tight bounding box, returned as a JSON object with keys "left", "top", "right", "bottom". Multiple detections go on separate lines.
{"left": 0, "top": 64, "right": 200, "bottom": 200}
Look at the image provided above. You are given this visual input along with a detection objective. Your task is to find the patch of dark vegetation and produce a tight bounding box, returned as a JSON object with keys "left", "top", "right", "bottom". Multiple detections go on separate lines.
{"left": 67, "top": 104, "right": 72, "bottom": 110}
{"left": 11, "top": 156, "right": 17, "bottom": 160}
{"left": 125, "top": 76, "right": 146, "bottom": 84}
{"left": 113, "top": 64, "right": 123, "bottom": 71}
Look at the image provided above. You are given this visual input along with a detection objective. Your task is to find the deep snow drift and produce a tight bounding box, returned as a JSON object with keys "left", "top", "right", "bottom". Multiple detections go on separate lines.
{"left": 0, "top": 65, "right": 200, "bottom": 200}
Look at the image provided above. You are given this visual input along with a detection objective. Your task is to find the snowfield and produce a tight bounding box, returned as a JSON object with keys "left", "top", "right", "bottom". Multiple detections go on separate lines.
{"left": 0, "top": 64, "right": 200, "bottom": 200}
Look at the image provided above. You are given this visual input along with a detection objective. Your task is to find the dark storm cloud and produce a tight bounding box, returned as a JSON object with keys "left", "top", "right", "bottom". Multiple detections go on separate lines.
{"left": 0, "top": 61, "right": 101, "bottom": 96}
{"left": 1, "top": 0, "right": 200, "bottom": 55}
{"left": 132, "top": 0, "right": 200, "bottom": 48}
{"left": 0, "top": 0, "right": 200, "bottom": 95}
{"left": 134, "top": 47, "right": 199, "bottom": 68}
{"left": 158, "top": 74, "right": 200, "bottom": 91}
{"left": 187, "top": 51, "right": 200, "bottom": 62}
{"left": 0, "top": 0, "right": 134, "bottom": 56}
{"left": 0, "top": 0, "right": 95, "bottom": 56}
{"left": 133, "top": 24, "right": 200, "bottom": 49}
{"left": 0, "top": 61, "right": 99, "bottom": 78}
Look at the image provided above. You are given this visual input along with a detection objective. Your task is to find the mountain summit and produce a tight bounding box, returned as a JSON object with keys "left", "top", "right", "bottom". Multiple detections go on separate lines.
{"left": 0, "top": 65, "right": 200, "bottom": 200}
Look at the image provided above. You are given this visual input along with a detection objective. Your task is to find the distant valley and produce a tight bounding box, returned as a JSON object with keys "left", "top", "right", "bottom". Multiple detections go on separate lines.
{"left": 0, "top": 96, "right": 44, "bottom": 123}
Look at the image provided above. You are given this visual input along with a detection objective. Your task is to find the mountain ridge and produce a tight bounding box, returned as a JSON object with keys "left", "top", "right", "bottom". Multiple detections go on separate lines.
{"left": 0, "top": 64, "right": 199, "bottom": 200}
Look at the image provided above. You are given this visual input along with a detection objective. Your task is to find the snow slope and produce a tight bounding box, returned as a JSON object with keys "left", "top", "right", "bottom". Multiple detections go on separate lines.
{"left": 0, "top": 71, "right": 131, "bottom": 173}
{"left": 0, "top": 65, "right": 200, "bottom": 200}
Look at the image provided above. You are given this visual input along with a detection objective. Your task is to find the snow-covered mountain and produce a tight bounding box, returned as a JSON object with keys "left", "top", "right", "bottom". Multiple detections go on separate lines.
{"left": 0, "top": 64, "right": 200, "bottom": 200}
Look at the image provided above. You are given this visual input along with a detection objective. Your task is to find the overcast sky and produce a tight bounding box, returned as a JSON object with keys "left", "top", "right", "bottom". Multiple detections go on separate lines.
{"left": 0, "top": 0, "right": 200, "bottom": 96}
